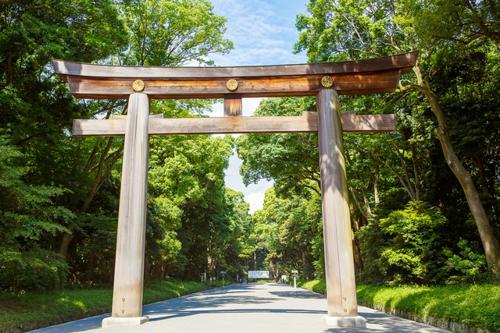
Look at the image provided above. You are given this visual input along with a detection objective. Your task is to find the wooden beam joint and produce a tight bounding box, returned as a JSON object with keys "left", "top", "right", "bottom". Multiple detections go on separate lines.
{"left": 224, "top": 95, "right": 242, "bottom": 116}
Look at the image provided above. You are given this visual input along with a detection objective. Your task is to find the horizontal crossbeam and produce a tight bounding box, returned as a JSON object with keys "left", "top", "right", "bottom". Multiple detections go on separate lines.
{"left": 72, "top": 112, "right": 396, "bottom": 137}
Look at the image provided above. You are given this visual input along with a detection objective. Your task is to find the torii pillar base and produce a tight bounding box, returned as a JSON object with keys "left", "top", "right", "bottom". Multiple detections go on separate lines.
{"left": 324, "top": 315, "right": 367, "bottom": 329}
{"left": 102, "top": 316, "right": 149, "bottom": 328}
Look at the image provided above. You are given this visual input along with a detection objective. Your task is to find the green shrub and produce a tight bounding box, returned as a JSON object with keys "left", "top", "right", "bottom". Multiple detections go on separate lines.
{"left": 441, "top": 239, "right": 486, "bottom": 284}
{"left": 0, "top": 248, "right": 68, "bottom": 291}
{"left": 359, "top": 201, "right": 447, "bottom": 284}
{"left": 358, "top": 201, "right": 488, "bottom": 285}
{"left": 356, "top": 284, "right": 500, "bottom": 332}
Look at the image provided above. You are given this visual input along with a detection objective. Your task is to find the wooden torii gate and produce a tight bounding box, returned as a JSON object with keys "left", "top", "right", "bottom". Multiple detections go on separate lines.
{"left": 53, "top": 52, "right": 417, "bottom": 328}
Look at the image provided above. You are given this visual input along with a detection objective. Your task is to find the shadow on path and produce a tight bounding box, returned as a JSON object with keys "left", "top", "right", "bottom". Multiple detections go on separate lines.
{"left": 148, "top": 308, "right": 326, "bottom": 321}
{"left": 326, "top": 310, "right": 446, "bottom": 333}
{"left": 269, "top": 290, "right": 324, "bottom": 299}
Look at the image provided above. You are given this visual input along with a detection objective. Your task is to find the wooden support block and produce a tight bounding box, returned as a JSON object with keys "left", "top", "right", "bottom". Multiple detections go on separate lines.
{"left": 72, "top": 113, "right": 396, "bottom": 137}
{"left": 224, "top": 95, "right": 242, "bottom": 116}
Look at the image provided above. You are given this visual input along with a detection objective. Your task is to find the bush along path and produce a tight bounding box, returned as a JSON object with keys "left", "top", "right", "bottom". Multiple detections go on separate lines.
{"left": 300, "top": 280, "right": 500, "bottom": 333}
{"left": 0, "top": 279, "right": 218, "bottom": 333}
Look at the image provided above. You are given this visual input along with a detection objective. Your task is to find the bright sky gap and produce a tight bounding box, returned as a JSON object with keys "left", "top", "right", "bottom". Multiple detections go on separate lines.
{"left": 208, "top": 0, "right": 308, "bottom": 213}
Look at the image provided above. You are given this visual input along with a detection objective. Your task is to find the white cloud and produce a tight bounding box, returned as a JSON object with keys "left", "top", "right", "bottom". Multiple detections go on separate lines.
{"left": 246, "top": 191, "right": 266, "bottom": 213}
{"left": 243, "top": 98, "right": 264, "bottom": 116}
{"left": 210, "top": 0, "right": 307, "bottom": 66}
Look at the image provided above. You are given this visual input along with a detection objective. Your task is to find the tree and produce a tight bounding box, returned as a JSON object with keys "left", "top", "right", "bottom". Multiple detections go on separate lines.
{"left": 237, "top": 95, "right": 432, "bottom": 273}
{"left": 0, "top": 0, "right": 240, "bottom": 289}
{"left": 250, "top": 188, "right": 322, "bottom": 280}
{"left": 55, "top": 0, "right": 234, "bottom": 281}
{"left": 0, "top": 0, "right": 127, "bottom": 288}
{"left": 0, "top": 137, "right": 73, "bottom": 290}
{"left": 294, "top": 0, "right": 500, "bottom": 277}
{"left": 237, "top": 98, "right": 320, "bottom": 196}
{"left": 118, "top": 0, "right": 233, "bottom": 66}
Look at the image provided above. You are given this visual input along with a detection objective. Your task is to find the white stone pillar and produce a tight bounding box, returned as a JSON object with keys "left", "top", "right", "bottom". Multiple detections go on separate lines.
{"left": 317, "top": 89, "right": 366, "bottom": 328}
{"left": 102, "top": 93, "right": 150, "bottom": 327}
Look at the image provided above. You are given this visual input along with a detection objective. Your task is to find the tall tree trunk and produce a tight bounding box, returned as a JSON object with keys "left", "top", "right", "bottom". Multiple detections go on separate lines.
{"left": 59, "top": 233, "right": 73, "bottom": 259}
{"left": 59, "top": 139, "right": 122, "bottom": 257}
{"left": 410, "top": 145, "right": 421, "bottom": 200}
{"left": 373, "top": 174, "right": 380, "bottom": 206}
{"left": 414, "top": 65, "right": 500, "bottom": 277}
{"left": 81, "top": 138, "right": 115, "bottom": 211}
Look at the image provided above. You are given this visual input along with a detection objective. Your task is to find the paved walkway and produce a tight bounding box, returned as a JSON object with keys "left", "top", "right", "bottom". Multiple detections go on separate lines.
{"left": 31, "top": 283, "right": 449, "bottom": 333}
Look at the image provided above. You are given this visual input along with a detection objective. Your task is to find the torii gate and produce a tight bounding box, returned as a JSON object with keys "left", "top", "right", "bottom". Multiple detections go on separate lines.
{"left": 53, "top": 52, "right": 417, "bottom": 328}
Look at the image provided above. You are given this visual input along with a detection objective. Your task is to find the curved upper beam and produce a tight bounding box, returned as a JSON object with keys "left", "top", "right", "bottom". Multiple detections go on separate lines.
{"left": 52, "top": 52, "right": 417, "bottom": 99}
{"left": 53, "top": 52, "right": 417, "bottom": 79}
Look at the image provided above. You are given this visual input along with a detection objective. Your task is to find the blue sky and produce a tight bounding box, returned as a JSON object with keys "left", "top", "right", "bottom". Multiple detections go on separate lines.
{"left": 206, "top": 0, "right": 308, "bottom": 213}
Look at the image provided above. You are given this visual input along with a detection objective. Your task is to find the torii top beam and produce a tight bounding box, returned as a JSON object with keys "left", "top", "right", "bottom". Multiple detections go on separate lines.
{"left": 52, "top": 52, "right": 417, "bottom": 99}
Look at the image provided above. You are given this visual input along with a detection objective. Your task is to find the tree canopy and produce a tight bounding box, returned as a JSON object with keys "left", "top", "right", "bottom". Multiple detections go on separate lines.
{"left": 0, "top": 0, "right": 246, "bottom": 290}
{"left": 239, "top": 0, "right": 499, "bottom": 281}
{"left": 0, "top": 0, "right": 498, "bottom": 292}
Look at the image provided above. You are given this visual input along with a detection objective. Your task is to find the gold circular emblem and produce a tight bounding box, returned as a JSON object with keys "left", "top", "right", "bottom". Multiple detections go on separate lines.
{"left": 132, "top": 79, "right": 145, "bottom": 92}
{"left": 321, "top": 76, "right": 334, "bottom": 88}
{"left": 226, "top": 79, "right": 239, "bottom": 91}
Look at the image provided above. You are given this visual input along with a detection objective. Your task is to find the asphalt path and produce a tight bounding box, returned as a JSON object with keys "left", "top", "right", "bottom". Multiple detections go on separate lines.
{"left": 31, "top": 283, "right": 450, "bottom": 333}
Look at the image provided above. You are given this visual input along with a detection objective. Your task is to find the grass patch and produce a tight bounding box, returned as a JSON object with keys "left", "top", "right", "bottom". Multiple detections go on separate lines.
{"left": 299, "top": 280, "right": 500, "bottom": 332}
{"left": 0, "top": 279, "right": 208, "bottom": 332}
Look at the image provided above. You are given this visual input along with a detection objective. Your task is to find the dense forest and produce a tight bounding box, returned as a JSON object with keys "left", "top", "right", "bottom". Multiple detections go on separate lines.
{"left": 0, "top": 0, "right": 498, "bottom": 294}
{"left": 241, "top": 0, "right": 500, "bottom": 284}
{"left": 0, "top": 0, "right": 252, "bottom": 290}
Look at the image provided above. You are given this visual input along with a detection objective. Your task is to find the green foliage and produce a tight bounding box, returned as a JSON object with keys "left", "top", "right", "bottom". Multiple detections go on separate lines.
{"left": 358, "top": 201, "right": 447, "bottom": 284}
{"left": 119, "top": 0, "right": 233, "bottom": 66}
{"left": 0, "top": 138, "right": 73, "bottom": 237}
{"left": 249, "top": 188, "right": 323, "bottom": 280}
{"left": 237, "top": 98, "right": 319, "bottom": 196}
{"left": 235, "top": 0, "right": 498, "bottom": 286}
{"left": 147, "top": 134, "right": 250, "bottom": 279}
{"left": 0, "top": 0, "right": 497, "bottom": 296}
{"left": 300, "top": 279, "right": 326, "bottom": 294}
{"left": 0, "top": 248, "right": 68, "bottom": 292}
{"left": 294, "top": 0, "right": 500, "bottom": 235}
{"left": 0, "top": 138, "right": 72, "bottom": 291}
{"left": 442, "top": 239, "right": 486, "bottom": 284}
{"left": 0, "top": 0, "right": 242, "bottom": 291}
{"left": 379, "top": 201, "right": 446, "bottom": 278}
